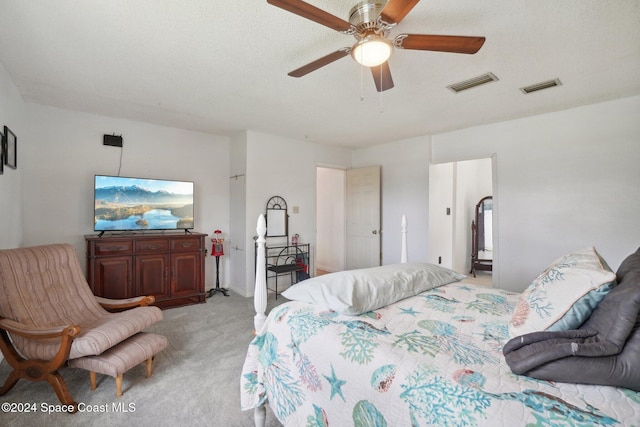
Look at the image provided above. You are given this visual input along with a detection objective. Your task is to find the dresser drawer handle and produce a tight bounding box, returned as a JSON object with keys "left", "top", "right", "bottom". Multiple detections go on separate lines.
{"left": 180, "top": 242, "right": 193, "bottom": 248}
{"left": 144, "top": 245, "right": 159, "bottom": 250}
{"left": 105, "top": 246, "right": 126, "bottom": 252}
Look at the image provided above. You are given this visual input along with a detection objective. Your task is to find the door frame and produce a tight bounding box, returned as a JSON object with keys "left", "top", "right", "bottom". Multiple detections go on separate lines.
{"left": 428, "top": 156, "right": 497, "bottom": 284}
{"left": 315, "top": 164, "right": 382, "bottom": 273}
{"left": 315, "top": 165, "right": 346, "bottom": 275}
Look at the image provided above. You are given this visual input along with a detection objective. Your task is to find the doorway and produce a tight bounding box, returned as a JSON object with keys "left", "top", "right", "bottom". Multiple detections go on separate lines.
{"left": 428, "top": 158, "right": 494, "bottom": 285}
{"left": 316, "top": 167, "right": 346, "bottom": 275}
{"left": 316, "top": 165, "right": 382, "bottom": 274}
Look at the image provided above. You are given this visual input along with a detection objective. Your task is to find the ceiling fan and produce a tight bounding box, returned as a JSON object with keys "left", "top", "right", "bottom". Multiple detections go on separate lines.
{"left": 268, "top": 0, "right": 486, "bottom": 92}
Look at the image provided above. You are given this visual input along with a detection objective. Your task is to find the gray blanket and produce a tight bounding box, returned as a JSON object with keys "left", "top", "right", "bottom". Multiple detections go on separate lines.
{"left": 503, "top": 247, "right": 640, "bottom": 391}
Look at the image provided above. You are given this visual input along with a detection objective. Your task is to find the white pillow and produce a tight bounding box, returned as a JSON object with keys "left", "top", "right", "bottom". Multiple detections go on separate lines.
{"left": 281, "top": 263, "right": 465, "bottom": 315}
{"left": 509, "top": 247, "right": 616, "bottom": 337}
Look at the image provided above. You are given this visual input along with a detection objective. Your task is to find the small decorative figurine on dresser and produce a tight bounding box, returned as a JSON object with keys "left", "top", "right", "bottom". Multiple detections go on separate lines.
{"left": 207, "top": 230, "right": 229, "bottom": 297}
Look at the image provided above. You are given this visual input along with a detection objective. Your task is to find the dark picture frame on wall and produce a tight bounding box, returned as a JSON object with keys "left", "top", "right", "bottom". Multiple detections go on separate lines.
{"left": 3, "top": 125, "right": 17, "bottom": 169}
{"left": 0, "top": 129, "right": 4, "bottom": 175}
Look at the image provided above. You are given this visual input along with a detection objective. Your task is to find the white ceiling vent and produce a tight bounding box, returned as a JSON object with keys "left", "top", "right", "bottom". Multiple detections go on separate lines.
{"left": 520, "top": 78, "right": 562, "bottom": 94}
{"left": 447, "top": 72, "right": 499, "bottom": 93}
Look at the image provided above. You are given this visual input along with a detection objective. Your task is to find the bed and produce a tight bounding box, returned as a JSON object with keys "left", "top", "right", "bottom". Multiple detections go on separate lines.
{"left": 241, "top": 215, "right": 640, "bottom": 426}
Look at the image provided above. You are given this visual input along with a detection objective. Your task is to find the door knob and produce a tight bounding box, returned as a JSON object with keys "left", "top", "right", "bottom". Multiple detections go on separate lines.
{"left": 372, "top": 230, "right": 378, "bottom": 234}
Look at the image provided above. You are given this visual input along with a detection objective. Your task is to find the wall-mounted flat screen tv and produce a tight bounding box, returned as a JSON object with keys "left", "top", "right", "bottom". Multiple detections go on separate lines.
{"left": 94, "top": 175, "right": 194, "bottom": 232}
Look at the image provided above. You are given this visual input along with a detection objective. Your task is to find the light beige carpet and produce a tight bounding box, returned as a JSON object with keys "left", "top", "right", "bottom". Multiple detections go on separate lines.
{"left": 0, "top": 292, "right": 285, "bottom": 427}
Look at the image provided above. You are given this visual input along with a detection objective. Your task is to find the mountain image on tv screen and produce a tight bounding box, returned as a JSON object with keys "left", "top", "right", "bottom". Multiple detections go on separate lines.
{"left": 94, "top": 175, "right": 194, "bottom": 231}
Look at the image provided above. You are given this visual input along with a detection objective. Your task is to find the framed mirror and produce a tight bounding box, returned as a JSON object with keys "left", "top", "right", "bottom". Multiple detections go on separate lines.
{"left": 266, "top": 196, "right": 288, "bottom": 237}
{"left": 471, "top": 196, "right": 493, "bottom": 277}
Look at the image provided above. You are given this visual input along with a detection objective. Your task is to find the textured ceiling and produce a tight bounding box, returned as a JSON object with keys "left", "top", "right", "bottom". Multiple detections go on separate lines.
{"left": 0, "top": 1, "right": 639, "bottom": 148}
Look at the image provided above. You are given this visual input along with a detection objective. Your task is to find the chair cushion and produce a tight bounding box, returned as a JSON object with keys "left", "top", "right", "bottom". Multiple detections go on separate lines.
{"left": 68, "top": 332, "right": 168, "bottom": 377}
{"left": 0, "top": 244, "right": 108, "bottom": 328}
{"left": 12, "top": 306, "right": 163, "bottom": 360}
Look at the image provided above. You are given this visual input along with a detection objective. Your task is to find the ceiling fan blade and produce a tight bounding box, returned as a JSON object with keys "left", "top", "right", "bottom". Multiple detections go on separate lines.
{"left": 396, "top": 34, "right": 486, "bottom": 54}
{"left": 370, "top": 61, "right": 394, "bottom": 92}
{"left": 380, "top": 0, "right": 420, "bottom": 24}
{"left": 288, "top": 49, "right": 351, "bottom": 78}
{"left": 267, "top": 0, "right": 352, "bottom": 32}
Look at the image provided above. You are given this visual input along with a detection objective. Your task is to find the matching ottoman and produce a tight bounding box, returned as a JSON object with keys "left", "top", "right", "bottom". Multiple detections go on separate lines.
{"left": 68, "top": 332, "right": 168, "bottom": 397}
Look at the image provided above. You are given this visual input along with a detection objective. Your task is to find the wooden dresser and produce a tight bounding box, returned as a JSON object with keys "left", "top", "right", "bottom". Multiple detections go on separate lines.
{"left": 85, "top": 233, "right": 207, "bottom": 309}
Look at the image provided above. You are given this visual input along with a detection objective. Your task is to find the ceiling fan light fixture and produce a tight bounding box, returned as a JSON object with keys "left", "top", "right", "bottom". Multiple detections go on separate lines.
{"left": 351, "top": 35, "right": 392, "bottom": 67}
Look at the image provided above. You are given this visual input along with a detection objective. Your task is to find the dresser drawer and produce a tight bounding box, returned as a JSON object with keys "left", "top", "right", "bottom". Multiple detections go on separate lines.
{"left": 135, "top": 238, "right": 170, "bottom": 253}
{"left": 171, "top": 237, "right": 202, "bottom": 252}
{"left": 93, "top": 240, "right": 133, "bottom": 256}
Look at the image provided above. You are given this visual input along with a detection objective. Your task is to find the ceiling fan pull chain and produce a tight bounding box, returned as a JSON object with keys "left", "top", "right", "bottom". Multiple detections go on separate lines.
{"left": 379, "top": 67, "right": 384, "bottom": 113}
{"left": 360, "top": 65, "right": 365, "bottom": 101}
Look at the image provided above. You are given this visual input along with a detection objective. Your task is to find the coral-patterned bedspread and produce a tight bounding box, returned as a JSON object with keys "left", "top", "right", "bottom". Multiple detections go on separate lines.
{"left": 241, "top": 282, "right": 640, "bottom": 426}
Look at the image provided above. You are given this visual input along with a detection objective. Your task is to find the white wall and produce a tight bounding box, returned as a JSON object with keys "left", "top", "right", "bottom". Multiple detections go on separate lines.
{"left": 352, "top": 136, "right": 431, "bottom": 265}
{"left": 0, "top": 63, "right": 26, "bottom": 249}
{"left": 228, "top": 132, "right": 248, "bottom": 296}
{"left": 237, "top": 131, "right": 352, "bottom": 296}
{"left": 428, "top": 162, "right": 454, "bottom": 267}
{"left": 432, "top": 95, "right": 640, "bottom": 292}
{"left": 5, "top": 61, "right": 638, "bottom": 301}
{"left": 22, "top": 103, "right": 231, "bottom": 289}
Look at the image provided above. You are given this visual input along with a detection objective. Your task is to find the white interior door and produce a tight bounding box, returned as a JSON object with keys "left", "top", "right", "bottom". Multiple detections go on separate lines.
{"left": 346, "top": 165, "right": 381, "bottom": 269}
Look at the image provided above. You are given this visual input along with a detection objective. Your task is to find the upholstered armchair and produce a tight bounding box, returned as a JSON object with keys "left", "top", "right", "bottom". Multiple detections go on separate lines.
{"left": 0, "top": 244, "right": 164, "bottom": 411}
